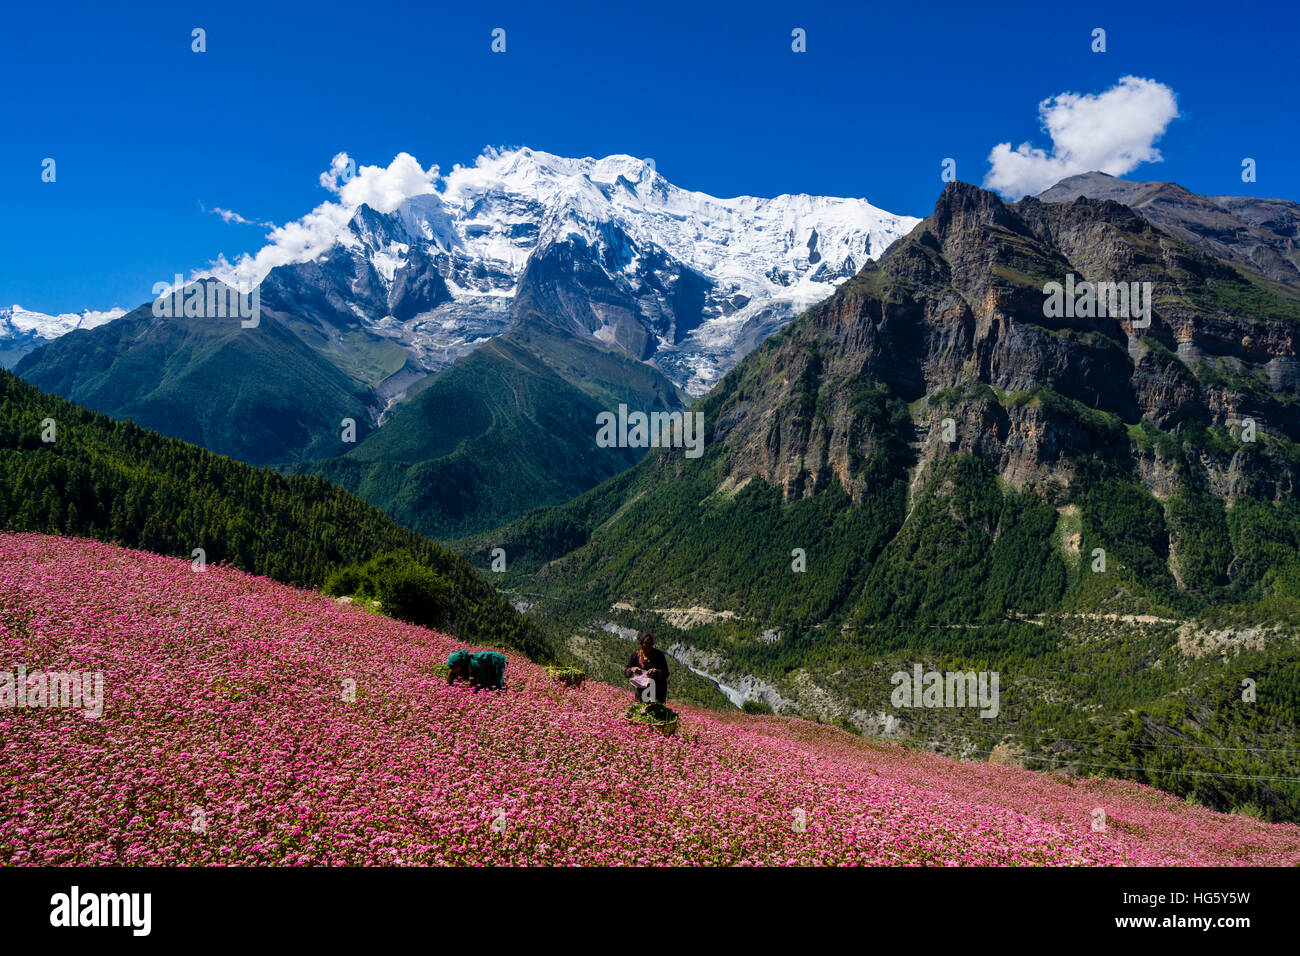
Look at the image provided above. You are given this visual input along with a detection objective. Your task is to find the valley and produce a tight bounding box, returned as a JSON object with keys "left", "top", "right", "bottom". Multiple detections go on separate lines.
{"left": 462, "top": 177, "right": 1300, "bottom": 821}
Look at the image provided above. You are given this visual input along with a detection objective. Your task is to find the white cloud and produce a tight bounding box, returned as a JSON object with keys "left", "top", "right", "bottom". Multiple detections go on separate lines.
{"left": 203, "top": 204, "right": 276, "bottom": 228}
{"left": 196, "top": 152, "right": 440, "bottom": 290}
{"left": 81, "top": 307, "right": 128, "bottom": 324}
{"left": 983, "top": 76, "right": 1180, "bottom": 199}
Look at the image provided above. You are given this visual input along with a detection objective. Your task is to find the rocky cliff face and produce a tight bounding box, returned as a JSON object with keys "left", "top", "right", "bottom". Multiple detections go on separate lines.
{"left": 1038, "top": 171, "right": 1300, "bottom": 291}
{"left": 702, "top": 181, "right": 1299, "bottom": 509}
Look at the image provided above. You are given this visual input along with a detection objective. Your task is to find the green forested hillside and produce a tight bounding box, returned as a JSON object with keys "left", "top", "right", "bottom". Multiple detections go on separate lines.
{"left": 0, "top": 368, "right": 551, "bottom": 660}
{"left": 467, "top": 426, "right": 1300, "bottom": 631}
{"left": 296, "top": 333, "right": 645, "bottom": 539}
{"left": 292, "top": 312, "right": 687, "bottom": 539}
{"left": 14, "top": 287, "right": 387, "bottom": 466}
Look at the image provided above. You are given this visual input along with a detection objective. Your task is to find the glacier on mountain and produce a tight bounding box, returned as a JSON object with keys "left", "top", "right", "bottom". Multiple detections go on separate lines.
{"left": 267, "top": 147, "right": 919, "bottom": 394}
{"left": 0, "top": 305, "right": 126, "bottom": 369}
{"left": 7, "top": 147, "right": 919, "bottom": 394}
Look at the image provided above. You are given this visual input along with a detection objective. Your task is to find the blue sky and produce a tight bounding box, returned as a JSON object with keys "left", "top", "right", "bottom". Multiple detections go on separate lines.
{"left": 3, "top": 0, "right": 1296, "bottom": 313}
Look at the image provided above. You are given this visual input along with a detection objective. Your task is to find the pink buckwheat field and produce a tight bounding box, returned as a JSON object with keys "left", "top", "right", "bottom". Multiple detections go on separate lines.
{"left": 3, "top": 532, "right": 1297, "bottom": 867}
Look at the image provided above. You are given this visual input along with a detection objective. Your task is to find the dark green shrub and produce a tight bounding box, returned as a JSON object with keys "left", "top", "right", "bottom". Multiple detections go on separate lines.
{"left": 377, "top": 563, "right": 451, "bottom": 629}
{"left": 322, "top": 566, "right": 363, "bottom": 598}
{"left": 325, "top": 551, "right": 451, "bottom": 630}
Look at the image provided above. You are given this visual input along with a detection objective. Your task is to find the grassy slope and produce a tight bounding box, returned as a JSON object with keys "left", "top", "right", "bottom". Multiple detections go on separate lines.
{"left": 294, "top": 315, "right": 687, "bottom": 540}
{"left": 296, "top": 335, "right": 644, "bottom": 540}
{"left": 0, "top": 368, "right": 549, "bottom": 660}
{"left": 5, "top": 532, "right": 1296, "bottom": 866}
{"left": 14, "top": 302, "right": 379, "bottom": 466}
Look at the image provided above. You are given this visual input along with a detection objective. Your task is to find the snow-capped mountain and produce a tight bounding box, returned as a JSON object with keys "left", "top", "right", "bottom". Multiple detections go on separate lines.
{"left": 12, "top": 148, "right": 919, "bottom": 524}
{"left": 261, "top": 147, "right": 919, "bottom": 394}
{"left": 0, "top": 305, "right": 125, "bottom": 368}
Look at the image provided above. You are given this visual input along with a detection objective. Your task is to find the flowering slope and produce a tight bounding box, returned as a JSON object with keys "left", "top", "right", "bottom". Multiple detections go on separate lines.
{"left": 2, "top": 533, "right": 1297, "bottom": 866}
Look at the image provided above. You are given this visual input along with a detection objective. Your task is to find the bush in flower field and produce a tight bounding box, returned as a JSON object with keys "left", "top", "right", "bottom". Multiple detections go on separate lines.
{"left": 3, "top": 532, "right": 1300, "bottom": 867}
{"left": 324, "top": 551, "right": 451, "bottom": 629}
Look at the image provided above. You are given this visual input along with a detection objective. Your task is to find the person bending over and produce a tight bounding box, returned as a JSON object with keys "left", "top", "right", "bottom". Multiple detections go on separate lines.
{"left": 625, "top": 631, "right": 669, "bottom": 703}
{"left": 447, "top": 650, "right": 507, "bottom": 691}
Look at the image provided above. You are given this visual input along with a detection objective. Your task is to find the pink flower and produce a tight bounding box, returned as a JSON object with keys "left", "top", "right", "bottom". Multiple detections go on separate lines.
{"left": 1, "top": 531, "right": 1297, "bottom": 867}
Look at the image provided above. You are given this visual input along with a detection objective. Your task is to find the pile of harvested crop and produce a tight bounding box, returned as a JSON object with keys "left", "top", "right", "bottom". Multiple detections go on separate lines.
{"left": 545, "top": 665, "right": 587, "bottom": 687}
{"left": 625, "top": 701, "right": 680, "bottom": 734}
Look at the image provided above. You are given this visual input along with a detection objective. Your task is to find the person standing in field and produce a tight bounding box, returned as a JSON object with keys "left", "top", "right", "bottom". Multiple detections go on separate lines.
{"left": 625, "top": 631, "right": 669, "bottom": 703}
